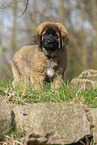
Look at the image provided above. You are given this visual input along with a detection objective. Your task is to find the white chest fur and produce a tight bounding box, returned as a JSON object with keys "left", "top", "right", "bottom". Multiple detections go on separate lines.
{"left": 47, "top": 68, "right": 55, "bottom": 78}
{"left": 46, "top": 58, "right": 58, "bottom": 78}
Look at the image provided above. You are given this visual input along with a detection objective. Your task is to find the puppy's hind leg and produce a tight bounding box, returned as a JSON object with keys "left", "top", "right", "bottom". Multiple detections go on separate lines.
{"left": 11, "top": 61, "right": 30, "bottom": 88}
{"left": 11, "top": 61, "right": 21, "bottom": 86}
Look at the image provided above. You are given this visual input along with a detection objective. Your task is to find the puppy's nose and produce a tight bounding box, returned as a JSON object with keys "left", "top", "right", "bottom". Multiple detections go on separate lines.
{"left": 47, "top": 40, "right": 52, "bottom": 44}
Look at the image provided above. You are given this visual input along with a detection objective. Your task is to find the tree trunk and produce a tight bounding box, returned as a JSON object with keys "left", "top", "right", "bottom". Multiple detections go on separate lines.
{"left": 12, "top": 1, "right": 17, "bottom": 56}
{"left": 92, "top": 0, "right": 97, "bottom": 66}
{"left": 58, "top": 0, "right": 65, "bottom": 24}
{"left": 81, "top": 1, "right": 87, "bottom": 68}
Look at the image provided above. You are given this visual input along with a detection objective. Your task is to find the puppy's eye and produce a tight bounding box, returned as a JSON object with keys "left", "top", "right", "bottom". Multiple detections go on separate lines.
{"left": 43, "top": 32, "right": 48, "bottom": 37}
{"left": 54, "top": 33, "right": 58, "bottom": 39}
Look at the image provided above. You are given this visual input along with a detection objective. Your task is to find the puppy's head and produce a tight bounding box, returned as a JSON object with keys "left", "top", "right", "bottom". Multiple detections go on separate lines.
{"left": 42, "top": 25, "right": 59, "bottom": 51}
{"left": 33, "top": 22, "right": 69, "bottom": 51}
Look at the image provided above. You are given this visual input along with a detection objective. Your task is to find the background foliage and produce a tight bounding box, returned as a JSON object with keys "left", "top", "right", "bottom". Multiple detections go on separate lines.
{"left": 0, "top": 0, "right": 97, "bottom": 83}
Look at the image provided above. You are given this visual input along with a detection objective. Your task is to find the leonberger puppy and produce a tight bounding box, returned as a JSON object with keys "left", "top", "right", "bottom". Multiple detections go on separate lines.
{"left": 11, "top": 22, "right": 69, "bottom": 89}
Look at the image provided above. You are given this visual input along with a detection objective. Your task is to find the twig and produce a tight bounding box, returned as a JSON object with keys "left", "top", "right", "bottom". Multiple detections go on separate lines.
{"left": 85, "top": 136, "right": 90, "bottom": 145}
{"left": 18, "top": 0, "right": 29, "bottom": 17}
{"left": 0, "top": 0, "right": 26, "bottom": 9}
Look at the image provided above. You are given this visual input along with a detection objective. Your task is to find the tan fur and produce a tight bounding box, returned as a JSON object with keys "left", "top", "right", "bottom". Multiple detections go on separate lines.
{"left": 11, "top": 22, "right": 69, "bottom": 89}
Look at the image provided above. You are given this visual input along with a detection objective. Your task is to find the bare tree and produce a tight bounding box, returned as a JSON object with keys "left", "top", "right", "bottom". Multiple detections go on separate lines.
{"left": 12, "top": 2, "right": 17, "bottom": 56}
{"left": 92, "top": 0, "right": 97, "bottom": 66}
{"left": 80, "top": 0, "right": 87, "bottom": 68}
{"left": 58, "top": 0, "right": 65, "bottom": 24}
{"left": 0, "top": 0, "right": 97, "bottom": 82}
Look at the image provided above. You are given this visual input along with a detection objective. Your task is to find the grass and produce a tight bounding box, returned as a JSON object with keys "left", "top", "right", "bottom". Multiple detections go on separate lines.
{"left": 0, "top": 79, "right": 97, "bottom": 144}
{"left": 0, "top": 79, "right": 97, "bottom": 108}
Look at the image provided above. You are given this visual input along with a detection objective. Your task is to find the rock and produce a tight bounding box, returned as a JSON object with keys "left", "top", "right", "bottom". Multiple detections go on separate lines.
{"left": 87, "top": 109, "right": 97, "bottom": 144}
{"left": 69, "top": 69, "right": 97, "bottom": 91}
{"left": 12, "top": 103, "right": 91, "bottom": 144}
{"left": 0, "top": 101, "right": 11, "bottom": 135}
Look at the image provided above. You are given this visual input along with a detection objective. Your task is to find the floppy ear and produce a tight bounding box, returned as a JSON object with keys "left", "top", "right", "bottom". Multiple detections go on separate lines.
{"left": 56, "top": 23, "right": 69, "bottom": 47}
{"left": 33, "top": 22, "right": 49, "bottom": 47}
{"left": 33, "top": 32, "right": 42, "bottom": 47}
{"left": 61, "top": 35, "right": 70, "bottom": 47}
